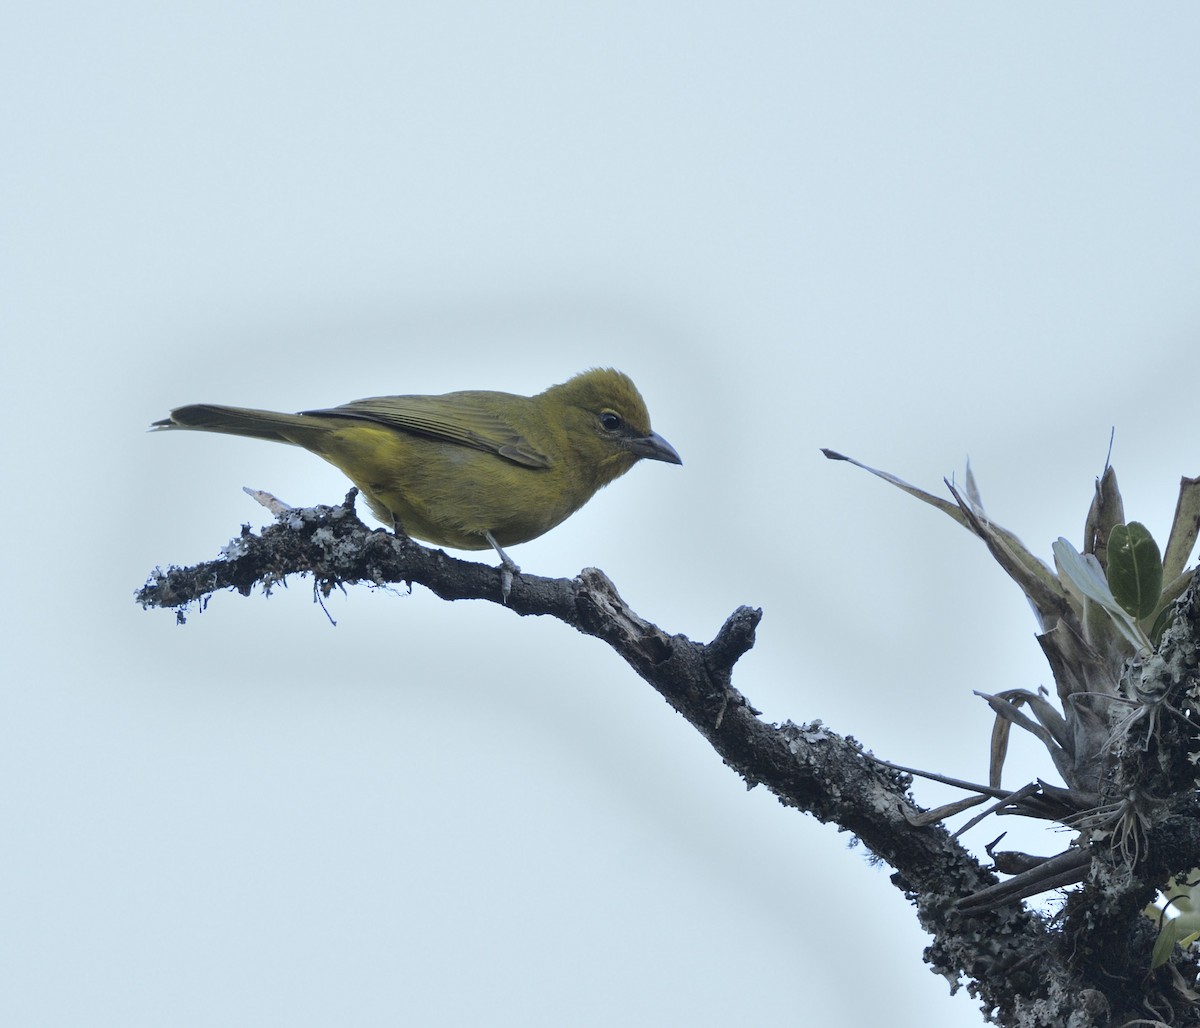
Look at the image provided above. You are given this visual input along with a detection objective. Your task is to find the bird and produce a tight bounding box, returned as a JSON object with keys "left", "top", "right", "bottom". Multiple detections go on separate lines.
{"left": 152, "top": 367, "right": 681, "bottom": 575}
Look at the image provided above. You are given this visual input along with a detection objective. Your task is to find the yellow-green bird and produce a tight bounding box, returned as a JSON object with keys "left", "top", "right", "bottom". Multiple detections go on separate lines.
{"left": 153, "top": 367, "right": 681, "bottom": 569}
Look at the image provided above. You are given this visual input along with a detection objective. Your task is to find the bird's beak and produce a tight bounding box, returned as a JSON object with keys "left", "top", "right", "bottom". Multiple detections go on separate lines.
{"left": 629, "top": 431, "right": 682, "bottom": 465}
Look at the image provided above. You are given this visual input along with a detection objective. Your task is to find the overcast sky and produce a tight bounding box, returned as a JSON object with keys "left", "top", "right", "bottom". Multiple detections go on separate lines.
{"left": 5, "top": 5, "right": 1200, "bottom": 1026}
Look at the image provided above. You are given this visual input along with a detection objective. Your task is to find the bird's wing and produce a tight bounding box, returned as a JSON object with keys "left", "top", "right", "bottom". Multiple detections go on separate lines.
{"left": 302, "top": 394, "right": 553, "bottom": 469}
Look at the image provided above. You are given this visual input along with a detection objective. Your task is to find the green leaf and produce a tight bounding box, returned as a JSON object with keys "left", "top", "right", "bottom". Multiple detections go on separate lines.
{"left": 1149, "top": 603, "right": 1175, "bottom": 648}
{"left": 1106, "top": 522, "right": 1164, "bottom": 619}
{"left": 1052, "top": 537, "right": 1150, "bottom": 654}
{"left": 1151, "top": 915, "right": 1181, "bottom": 969}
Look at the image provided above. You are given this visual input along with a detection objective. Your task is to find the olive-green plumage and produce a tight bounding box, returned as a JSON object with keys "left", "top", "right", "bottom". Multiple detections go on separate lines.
{"left": 153, "top": 368, "right": 680, "bottom": 555}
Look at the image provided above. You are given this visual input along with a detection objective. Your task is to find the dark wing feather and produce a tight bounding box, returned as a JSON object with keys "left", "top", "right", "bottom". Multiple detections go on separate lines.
{"left": 302, "top": 394, "right": 552, "bottom": 469}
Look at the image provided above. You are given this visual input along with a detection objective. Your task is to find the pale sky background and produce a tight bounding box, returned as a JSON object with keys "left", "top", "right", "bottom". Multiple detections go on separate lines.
{"left": 4, "top": 4, "right": 1200, "bottom": 1026}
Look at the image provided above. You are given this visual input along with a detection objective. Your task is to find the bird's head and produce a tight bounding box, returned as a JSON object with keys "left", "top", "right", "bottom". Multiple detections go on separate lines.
{"left": 540, "top": 368, "right": 681, "bottom": 486}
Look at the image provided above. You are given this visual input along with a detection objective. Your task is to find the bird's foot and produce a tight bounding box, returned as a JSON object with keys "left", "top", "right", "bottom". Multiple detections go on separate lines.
{"left": 485, "top": 531, "right": 520, "bottom": 604}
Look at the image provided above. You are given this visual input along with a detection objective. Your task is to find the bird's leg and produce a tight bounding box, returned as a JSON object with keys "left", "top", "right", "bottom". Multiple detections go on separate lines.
{"left": 484, "top": 531, "right": 520, "bottom": 604}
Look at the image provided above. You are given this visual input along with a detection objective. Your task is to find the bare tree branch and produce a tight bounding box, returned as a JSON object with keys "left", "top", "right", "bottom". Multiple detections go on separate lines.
{"left": 137, "top": 491, "right": 1200, "bottom": 1026}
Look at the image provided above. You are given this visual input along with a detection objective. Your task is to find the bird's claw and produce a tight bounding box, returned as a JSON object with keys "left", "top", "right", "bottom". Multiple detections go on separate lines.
{"left": 485, "top": 530, "right": 520, "bottom": 604}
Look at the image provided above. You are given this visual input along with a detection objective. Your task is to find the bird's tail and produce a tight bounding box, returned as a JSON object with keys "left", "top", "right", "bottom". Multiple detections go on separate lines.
{"left": 151, "top": 404, "right": 325, "bottom": 446}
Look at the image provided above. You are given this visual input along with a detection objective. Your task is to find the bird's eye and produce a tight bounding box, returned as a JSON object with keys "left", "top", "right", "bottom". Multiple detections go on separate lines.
{"left": 599, "top": 411, "right": 623, "bottom": 432}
